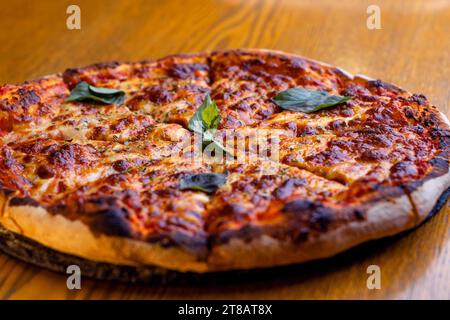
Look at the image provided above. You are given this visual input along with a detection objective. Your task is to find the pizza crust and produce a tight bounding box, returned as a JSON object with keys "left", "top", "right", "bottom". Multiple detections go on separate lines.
{"left": 409, "top": 112, "right": 450, "bottom": 222}
{"left": 0, "top": 191, "right": 418, "bottom": 272}
{"left": 1, "top": 178, "right": 448, "bottom": 273}
{"left": 207, "top": 193, "right": 416, "bottom": 270}
{"left": 0, "top": 196, "right": 208, "bottom": 272}
{"left": 207, "top": 173, "right": 450, "bottom": 271}
{"left": 409, "top": 170, "right": 450, "bottom": 222}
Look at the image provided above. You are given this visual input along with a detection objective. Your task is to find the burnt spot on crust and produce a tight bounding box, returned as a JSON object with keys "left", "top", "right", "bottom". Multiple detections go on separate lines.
{"left": 112, "top": 159, "right": 130, "bottom": 173}
{"left": 431, "top": 127, "right": 450, "bottom": 157}
{"left": 146, "top": 232, "right": 208, "bottom": 258}
{"left": 306, "top": 145, "right": 350, "bottom": 166}
{"left": 359, "top": 149, "right": 388, "bottom": 161}
{"left": 0, "top": 187, "right": 15, "bottom": 197}
{"left": 213, "top": 224, "right": 264, "bottom": 245}
{"left": 82, "top": 196, "right": 118, "bottom": 211}
{"left": 422, "top": 112, "right": 440, "bottom": 128}
{"left": 11, "top": 138, "right": 48, "bottom": 155}
{"left": 88, "top": 207, "right": 134, "bottom": 238}
{"left": 62, "top": 61, "right": 127, "bottom": 88}
{"left": 48, "top": 146, "right": 76, "bottom": 167}
{"left": 367, "top": 79, "right": 405, "bottom": 93}
{"left": 9, "top": 196, "right": 41, "bottom": 207}
{"left": 428, "top": 157, "right": 449, "bottom": 178}
{"left": 47, "top": 144, "right": 97, "bottom": 170}
{"left": 403, "top": 106, "right": 417, "bottom": 119}
{"left": 16, "top": 88, "right": 41, "bottom": 109}
{"left": 36, "top": 165, "right": 55, "bottom": 179}
{"left": 47, "top": 203, "right": 67, "bottom": 214}
{"left": 309, "top": 209, "right": 333, "bottom": 232}
{"left": 282, "top": 199, "right": 333, "bottom": 232}
{"left": 409, "top": 93, "right": 428, "bottom": 106}
{"left": 63, "top": 62, "right": 122, "bottom": 81}
{"left": 341, "top": 83, "right": 374, "bottom": 101}
{"left": 431, "top": 127, "right": 450, "bottom": 139}
{"left": 168, "top": 63, "right": 209, "bottom": 80}
{"left": 282, "top": 199, "right": 316, "bottom": 212}
{"left": 90, "top": 61, "right": 122, "bottom": 69}
{"left": 273, "top": 178, "right": 306, "bottom": 199}
{"left": 143, "top": 85, "right": 174, "bottom": 104}
{"left": 0, "top": 147, "right": 20, "bottom": 170}
{"left": 391, "top": 161, "right": 417, "bottom": 179}
{"left": 0, "top": 88, "right": 40, "bottom": 112}
{"left": 353, "top": 208, "right": 365, "bottom": 220}
{"left": 62, "top": 68, "right": 80, "bottom": 87}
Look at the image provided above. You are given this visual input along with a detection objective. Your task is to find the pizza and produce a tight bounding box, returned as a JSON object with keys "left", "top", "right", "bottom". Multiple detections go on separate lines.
{"left": 0, "top": 49, "right": 449, "bottom": 279}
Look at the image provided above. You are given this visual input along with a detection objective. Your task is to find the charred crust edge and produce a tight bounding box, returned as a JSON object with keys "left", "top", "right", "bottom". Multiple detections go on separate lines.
{"left": 0, "top": 183, "right": 447, "bottom": 282}
{"left": 213, "top": 199, "right": 359, "bottom": 245}
{"left": 367, "top": 79, "right": 406, "bottom": 93}
{"left": 86, "top": 207, "right": 134, "bottom": 238}
{"left": 0, "top": 187, "right": 15, "bottom": 197}
{"left": 147, "top": 232, "right": 208, "bottom": 259}
{"left": 9, "top": 196, "right": 41, "bottom": 207}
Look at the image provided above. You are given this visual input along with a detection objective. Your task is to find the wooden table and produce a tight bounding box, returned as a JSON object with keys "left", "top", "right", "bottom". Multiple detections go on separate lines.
{"left": 0, "top": 0, "right": 449, "bottom": 299}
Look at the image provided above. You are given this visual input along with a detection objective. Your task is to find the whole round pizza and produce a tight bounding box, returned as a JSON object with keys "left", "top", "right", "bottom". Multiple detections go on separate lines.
{"left": 0, "top": 49, "right": 449, "bottom": 280}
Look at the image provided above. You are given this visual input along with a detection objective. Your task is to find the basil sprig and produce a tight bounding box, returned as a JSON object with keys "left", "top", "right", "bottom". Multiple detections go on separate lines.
{"left": 179, "top": 172, "right": 227, "bottom": 194}
{"left": 188, "top": 94, "right": 229, "bottom": 154}
{"left": 272, "top": 88, "right": 352, "bottom": 113}
{"left": 66, "top": 81, "right": 125, "bottom": 105}
{"left": 188, "top": 94, "right": 221, "bottom": 134}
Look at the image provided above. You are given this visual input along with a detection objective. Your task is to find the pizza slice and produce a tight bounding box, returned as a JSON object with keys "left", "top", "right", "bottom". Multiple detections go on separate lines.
{"left": 63, "top": 54, "right": 211, "bottom": 127}
{"left": 209, "top": 49, "right": 350, "bottom": 129}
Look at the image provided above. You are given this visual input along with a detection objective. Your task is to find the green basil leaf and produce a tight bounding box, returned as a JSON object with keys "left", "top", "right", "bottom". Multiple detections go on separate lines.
{"left": 66, "top": 81, "right": 125, "bottom": 105}
{"left": 179, "top": 172, "right": 227, "bottom": 194}
{"left": 88, "top": 85, "right": 123, "bottom": 95}
{"left": 188, "top": 94, "right": 221, "bottom": 134}
{"left": 272, "top": 88, "right": 352, "bottom": 113}
{"left": 187, "top": 95, "right": 232, "bottom": 156}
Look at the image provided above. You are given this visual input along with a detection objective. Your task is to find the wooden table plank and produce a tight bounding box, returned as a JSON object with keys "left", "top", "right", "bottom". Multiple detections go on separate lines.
{"left": 0, "top": 0, "right": 449, "bottom": 299}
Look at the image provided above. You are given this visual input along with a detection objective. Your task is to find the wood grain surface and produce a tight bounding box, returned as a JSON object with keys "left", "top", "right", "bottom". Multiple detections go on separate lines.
{"left": 0, "top": 0, "right": 449, "bottom": 299}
